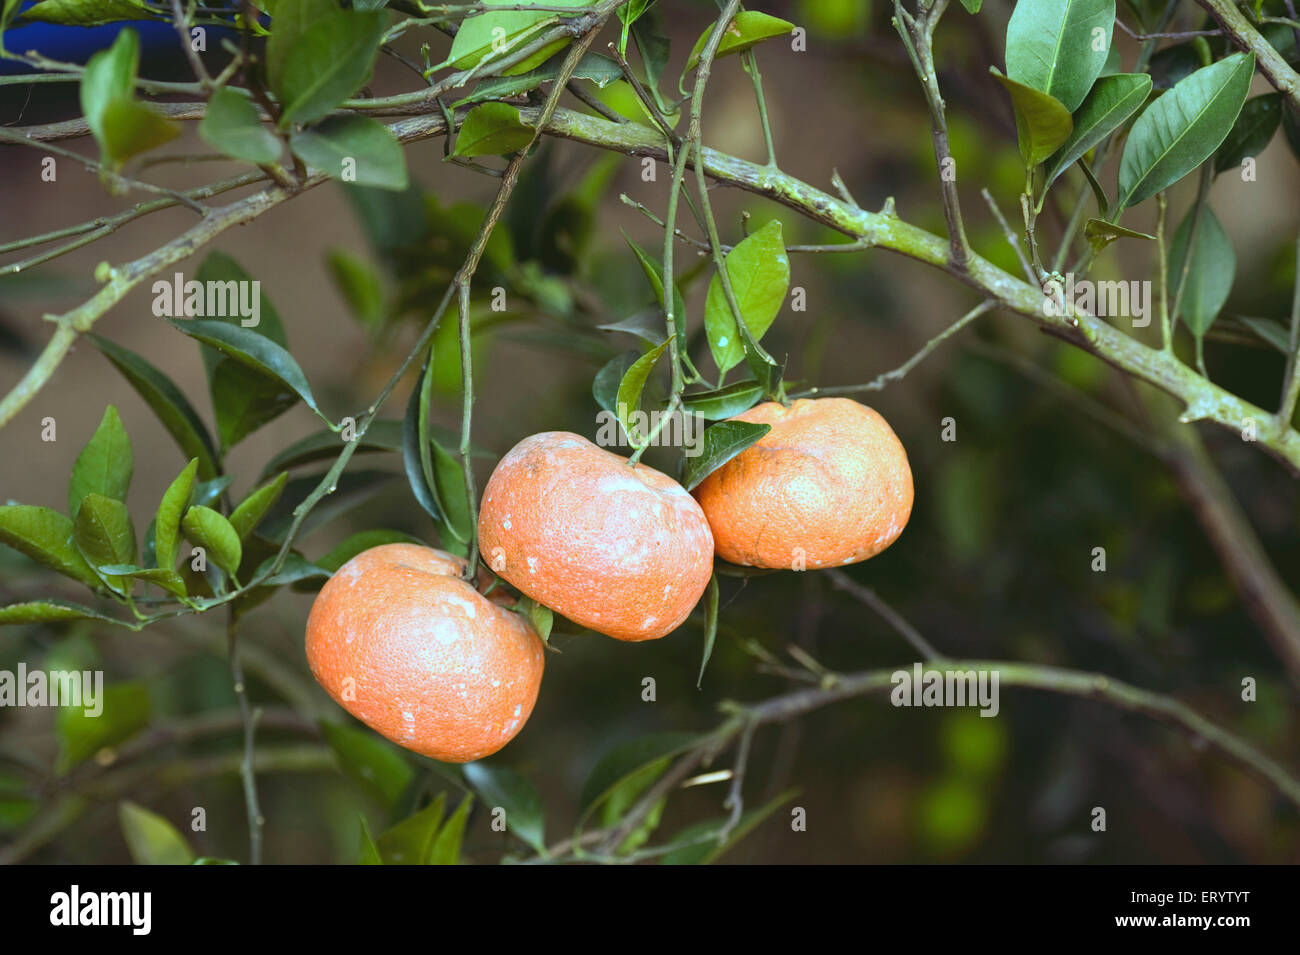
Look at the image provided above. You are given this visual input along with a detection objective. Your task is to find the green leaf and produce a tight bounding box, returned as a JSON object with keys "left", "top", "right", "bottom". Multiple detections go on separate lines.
{"left": 22, "top": 0, "right": 148, "bottom": 25}
{"left": 259, "top": 469, "right": 397, "bottom": 543}
{"left": 86, "top": 335, "right": 218, "bottom": 480}
{"left": 68, "top": 405, "right": 132, "bottom": 518}
{"left": 191, "top": 857, "right": 239, "bottom": 865}
{"left": 1083, "top": 217, "right": 1154, "bottom": 252}
{"left": 447, "top": 0, "right": 590, "bottom": 76}
{"left": 275, "top": 10, "right": 385, "bottom": 127}
{"left": 578, "top": 732, "right": 700, "bottom": 828}
{"left": 428, "top": 794, "right": 472, "bottom": 864}
{"left": 697, "top": 573, "right": 719, "bottom": 688}
{"left": 1168, "top": 204, "right": 1234, "bottom": 338}
{"left": 74, "top": 493, "right": 136, "bottom": 592}
{"left": 464, "top": 763, "right": 545, "bottom": 852}
{"left": 452, "top": 103, "right": 533, "bottom": 158}
{"left": 326, "top": 249, "right": 386, "bottom": 334}
{"left": 228, "top": 473, "right": 288, "bottom": 542}
{"left": 190, "top": 253, "right": 298, "bottom": 451}
{"left": 290, "top": 114, "right": 408, "bottom": 190}
{"left": 227, "top": 475, "right": 286, "bottom": 548}
{"left": 98, "top": 565, "right": 187, "bottom": 599}
{"left": 1117, "top": 52, "right": 1254, "bottom": 209}
{"left": 59, "top": 683, "right": 150, "bottom": 771}
{"left": 265, "top": 0, "right": 336, "bottom": 95}
{"left": 208, "top": 368, "right": 298, "bottom": 452}
{"left": 514, "top": 594, "right": 553, "bottom": 645}
{"left": 680, "top": 380, "right": 763, "bottom": 420}
{"left": 99, "top": 95, "right": 180, "bottom": 165}
{"left": 118, "top": 801, "right": 193, "bottom": 865}
{"left": 322, "top": 722, "right": 415, "bottom": 809}
{"left": 154, "top": 459, "right": 198, "bottom": 572}
{"left": 623, "top": 232, "right": 686, "bottom": 356}
{"left": 959, "top": 0, "right": 983, "bottom": 11}
{"left": 991, "top": 69, "right": 1074, "bottom": 167}
{"left": 684, "top": 10, "right": 795, "bottom": 72}
{"left": 0, "top": 600, "right": 130, "bottom": 627}
{"left": 181, "top": 506, "right": 242, "bottom": 578}
{"left": 599, "top": 758, "right": 669, "bottom": 854}
{"left": 615, "top": 339, "right": 669, "bottom": 443}
{"left": 660, "top": 787, "right": 797, "bottom": 864}
{"left": 1044, "top": 73, "right": 1152, "bottom": 187}
{"left": 0, "top": 506, "right": 101, "bottom": 588}
{"left": 402, "top": 361, "right": 443, "bottom": 523}
{"left": 259, "top": 419, "right": 404, "bottom": 478}
{"left": 79, "top": 28, "right": 137, "bottom": 147}
{"left": 452, "top": 52, "right": 622, "bottom": 108}
{"left": 617, "top": 0, "right": 654, "bottom": 54}
{"left": 593, "top": 350, "right": 639, "bottom": 414}
{"left": 431, "top": 439, "right": 472, "bottom": 543}
{"left": 1005, "top": 0, "right": 1115, "bottom": 113}
{"left": 250, "top": 552, "right": 329, "bottom": 589}
{"left": 193, "top": 475, "right": 235, "bottom": 509}
{"left": 704, "top": 220, "right": 790, "bottom": 376}
{"left": 377, "top": 793, "right": 447, "bottom": 864}
{"left": 680, "top": 420, "right": 771, "bottom": 493}
{"left": 358, "top": 816, "right": 384, "bottom": 864}
{"left": 315, "top": 529, "right": 421, "bottom": 573}
{"left": 200, "top": 86, "right": 282, "bottom": 165}
{"left": 1238, "top": 315, "right": 1291, "bottom": 353}
{"left": 598, "top": 310, "right": 667, "bottom": 344}
{"left": 167, "top": 318, "right": 323, "bottom": 420}
{"left": 1215, "top": 93, "right": 1282, "bottom": 174}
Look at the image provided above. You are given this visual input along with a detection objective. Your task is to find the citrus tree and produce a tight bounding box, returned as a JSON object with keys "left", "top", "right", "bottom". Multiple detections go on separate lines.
{"left": 1, "top": 0, "right": 1298, "bottom": 864}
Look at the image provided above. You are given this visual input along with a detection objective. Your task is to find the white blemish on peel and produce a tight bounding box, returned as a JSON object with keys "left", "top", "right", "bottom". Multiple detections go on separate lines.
{"left": 526, "top": 556, "right": 537, "bottom": 573}
{"left": 503, "top": 515, "right": 512, "bottom": 530}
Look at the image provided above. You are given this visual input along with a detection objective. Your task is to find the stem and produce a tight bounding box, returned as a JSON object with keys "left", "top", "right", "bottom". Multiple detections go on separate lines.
{"left": 227, "top": 609, "right": 263, "bottom": 865}
{"left": 799, "top": 299, "right": 995, "bottom": 396}
{"left": 1156, "top": 191, "right": 1172, "bottom": 352}
{"left": 894, "top": 0, "right": 968, "bottom": 270}
{"left": 1276, "top": 231, "right": 1300, "bottom": 432}
{"left": 456, "top": 283, "right": 479, "bottom": 571}
{"left": 1197, "top": 0, "right": 1300, "bottom": 113}
{"left": 740, "top": 49, "right": 777, "bottom": 168}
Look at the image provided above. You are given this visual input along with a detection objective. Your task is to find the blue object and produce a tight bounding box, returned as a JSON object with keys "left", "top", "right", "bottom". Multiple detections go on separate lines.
{"left": 1, "top": 2, "right": 228, "bottom": 74}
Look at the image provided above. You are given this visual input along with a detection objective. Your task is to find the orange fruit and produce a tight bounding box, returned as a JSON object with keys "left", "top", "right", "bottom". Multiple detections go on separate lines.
{"left": 477, "top": 431, "right": 714, "bottom": 642}
{"left": 692, "top": 397, "right": 913, "bottom": 569}
{"left": 305, "top": 543, "right": 544, "bottom": 763}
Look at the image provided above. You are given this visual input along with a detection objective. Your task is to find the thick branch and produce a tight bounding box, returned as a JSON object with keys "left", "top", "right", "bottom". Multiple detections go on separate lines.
{"left": 1198, "top": 0, "right": 1300, "bottom": 112}
{"left": 517, "top": 107, "right": 1300, "bottom": 473}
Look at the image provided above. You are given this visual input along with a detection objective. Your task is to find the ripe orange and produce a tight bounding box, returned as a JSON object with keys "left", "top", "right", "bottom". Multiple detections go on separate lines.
{"left": 477, "top": 431, "right": 714, "bottom": 642}
{"left": 692, "top": 397, "right": 913, "bottom": 569}
{"left": 305, "top": 543, "right": 544, "bottom": 763}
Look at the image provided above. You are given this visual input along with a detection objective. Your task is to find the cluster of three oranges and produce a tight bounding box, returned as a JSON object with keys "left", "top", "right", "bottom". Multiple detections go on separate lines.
{"left": 305, "top": 397, "right": 913, "bottom": 762}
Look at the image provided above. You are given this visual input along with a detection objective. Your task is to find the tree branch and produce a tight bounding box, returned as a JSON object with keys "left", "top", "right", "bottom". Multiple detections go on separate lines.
{"left": 1198, "top": 0, "right": 1300, "bottom": 112}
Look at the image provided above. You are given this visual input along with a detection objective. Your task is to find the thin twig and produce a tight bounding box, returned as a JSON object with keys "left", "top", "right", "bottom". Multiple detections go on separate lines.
{"left": 797, "top": 299, "right": 996, "bottom": 396}
{"left": 982, "top": 188, "right": 1036, "bottom": 286}
{"left": 227, "top": 609, "right": 263, "bottom": 865}
{"left": 825, "top": 570, "right": 943, "bottom": 660}
{"left": 171, "top": 0, "right": 214, "bottom": 89}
